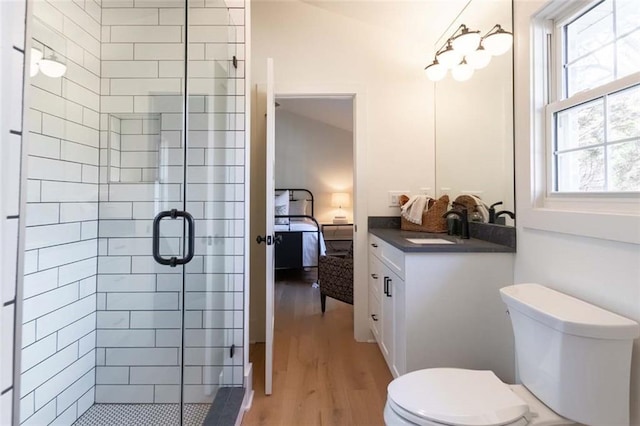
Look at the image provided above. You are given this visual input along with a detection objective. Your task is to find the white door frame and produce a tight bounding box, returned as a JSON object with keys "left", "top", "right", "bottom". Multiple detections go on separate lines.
{"left": 273, "top": 83, "right": 371, "bottom": 343}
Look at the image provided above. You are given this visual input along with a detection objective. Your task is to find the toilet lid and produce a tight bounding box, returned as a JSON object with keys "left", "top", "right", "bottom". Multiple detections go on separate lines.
{"left": 387, "top": 369, "right": 529, "bottom": 426}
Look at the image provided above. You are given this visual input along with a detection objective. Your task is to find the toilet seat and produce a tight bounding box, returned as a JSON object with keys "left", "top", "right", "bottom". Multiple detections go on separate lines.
{"left": 387, "top": 368, "right": 529, "bottom": 426}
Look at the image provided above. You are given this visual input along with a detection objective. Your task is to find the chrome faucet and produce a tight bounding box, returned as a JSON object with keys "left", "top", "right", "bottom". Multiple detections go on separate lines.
{"left": 443, "top": 208, "right": 469, "bottom": 239}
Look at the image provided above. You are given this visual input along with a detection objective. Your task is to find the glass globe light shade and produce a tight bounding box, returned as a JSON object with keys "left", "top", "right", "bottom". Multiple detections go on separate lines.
{"left": 483, "top": 27, "right": 513, "bottom": 56}
{"left": 39, "top": 55, "right": 67, "bottom": 78}
{"left": 436, "top": 43, "right": 463, "bottom": 69}
{"left": 451, "top": 29, "right": 481, "bottom": 55}
{"left": 424, "top": 60, "right": 447, "bottom": 81}
{"left": 466, "top": 46, "right": 492, "bottom": 69}
{"left": 451, "top": 59, "right": 474, "bottom": 81}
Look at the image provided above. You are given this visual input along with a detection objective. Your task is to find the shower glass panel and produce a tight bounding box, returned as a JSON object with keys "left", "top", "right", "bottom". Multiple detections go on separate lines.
{"left": 183, "top": 1, "right": 243, "bottom": 419}
{"left": 20, "top": 1, "right": 242, "bottom": 425}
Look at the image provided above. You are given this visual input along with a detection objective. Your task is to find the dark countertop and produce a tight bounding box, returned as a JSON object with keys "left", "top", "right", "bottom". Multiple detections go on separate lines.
{"left": 369, "top": 228, "right": 516, "bottom": 253}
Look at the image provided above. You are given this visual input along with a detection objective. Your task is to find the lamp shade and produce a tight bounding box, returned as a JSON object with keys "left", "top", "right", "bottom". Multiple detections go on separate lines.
{"left": 451, "top": 59, "right": 474, "bottom": 81}
{"left": 483, "top": 26, "right": 513, "bottom": 56}
{"left": 466, "top": 45, "right": 492, "bottom": 69}
{"left": 451, "top": 27, "right": 481, "bottom": 55}
{"left": 39, "top": 55, "right": 67, "bottom": 78}
{"left": 425, "top": 60, "right": 447, "bottom": 81}
{"left": 331, "top": 192, "right": 350, "bottom": 208}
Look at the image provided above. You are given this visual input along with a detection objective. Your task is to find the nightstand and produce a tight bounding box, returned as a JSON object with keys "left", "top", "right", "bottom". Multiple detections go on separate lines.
{"left": 321, "top": 223, "right": 354, "bottom": 257}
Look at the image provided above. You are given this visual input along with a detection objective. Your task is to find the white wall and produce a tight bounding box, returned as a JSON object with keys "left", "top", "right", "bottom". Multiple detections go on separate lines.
{"left": 252, "top": 2, "right": 438, "bottom": 215}
{"left": 513, "top": 1, "right": 640, "bottom": 424}
{"left": 250, "top": 0, "right": 449, "bottom": 343}
{"left": 275, "top": 108, "right": 353, "bottom": 224}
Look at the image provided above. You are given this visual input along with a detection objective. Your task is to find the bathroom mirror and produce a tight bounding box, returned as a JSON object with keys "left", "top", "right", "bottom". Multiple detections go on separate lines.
{"left": 434, "top": 0, "right": 515, "bottom": 225}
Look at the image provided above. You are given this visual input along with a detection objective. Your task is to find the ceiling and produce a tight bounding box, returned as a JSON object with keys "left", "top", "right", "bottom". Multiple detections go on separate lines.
{"left": 298, "top": 0, "right": 470, "bottom": 47}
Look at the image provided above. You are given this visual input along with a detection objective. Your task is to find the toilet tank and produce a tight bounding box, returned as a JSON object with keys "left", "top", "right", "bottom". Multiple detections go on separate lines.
{"left": 500, "top": 284, "right": 640, "bottom": 426}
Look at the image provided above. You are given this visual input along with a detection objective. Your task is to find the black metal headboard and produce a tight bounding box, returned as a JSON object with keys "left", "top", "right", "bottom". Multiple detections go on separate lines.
{"left": 275, "top": 188, "right": 314, "bottom": 217}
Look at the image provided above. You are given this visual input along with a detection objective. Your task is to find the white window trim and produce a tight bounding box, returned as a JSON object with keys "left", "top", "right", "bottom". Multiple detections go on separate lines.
{"left": 516, "top": 0, "right": 640, "bottom": 245}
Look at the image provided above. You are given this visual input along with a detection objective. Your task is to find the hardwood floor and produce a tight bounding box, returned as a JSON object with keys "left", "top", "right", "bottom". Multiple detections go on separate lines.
{"left": 243, "top": 270, "right": 393, "bottom": 426}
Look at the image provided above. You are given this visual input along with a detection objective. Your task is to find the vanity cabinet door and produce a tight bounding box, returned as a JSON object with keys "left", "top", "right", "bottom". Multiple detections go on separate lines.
{"left": 381, "top": 262, "right": 405, "bottom": 373}
{"left": 391, "top": 273, "right": 406, "bottom": 377}
{"left": 369, "top": 288, "right": 381, "bottom": 341}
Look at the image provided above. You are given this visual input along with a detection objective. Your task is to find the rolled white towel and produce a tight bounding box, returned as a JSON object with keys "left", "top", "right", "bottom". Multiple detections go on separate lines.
{"left": 470, "top": 195, "right": 490, "bottom": 223}
{"left": 401, "top": 195, "right": 430, "bottom": 224}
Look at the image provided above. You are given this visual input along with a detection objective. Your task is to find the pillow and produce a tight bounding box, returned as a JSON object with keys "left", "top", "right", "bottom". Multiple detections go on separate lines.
{"left": 289, "top": 199, "right": 307, "bottom": 218}
{"left": 275, "top": 191, "right": 289, "bottom": 225}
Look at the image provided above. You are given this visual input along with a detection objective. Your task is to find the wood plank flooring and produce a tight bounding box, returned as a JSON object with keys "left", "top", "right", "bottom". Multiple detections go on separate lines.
{"left": 243, "top": 270, "right": 393, "bottom": 426}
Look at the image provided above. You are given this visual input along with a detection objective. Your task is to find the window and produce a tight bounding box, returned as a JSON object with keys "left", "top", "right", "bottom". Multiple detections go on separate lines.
{"left": 546, "top": 0, "right": 640, "bottom": 194}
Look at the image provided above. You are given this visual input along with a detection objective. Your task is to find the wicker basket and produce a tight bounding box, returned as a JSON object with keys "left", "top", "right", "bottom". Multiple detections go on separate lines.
{"left": 400, "top": 195, "right": 449, "bottom": 233}
{"left": 453, "top": 194, "right": 477, "bottom": 212}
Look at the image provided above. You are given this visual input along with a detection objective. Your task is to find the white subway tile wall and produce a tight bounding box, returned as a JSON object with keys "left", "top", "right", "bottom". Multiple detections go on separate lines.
{"left": 1, "top": 0, "right": 27, "bottom": 424}
{"left": 21, "top": 1, "right": 101, "bottom": 424}
{"left": 16, "top": 0, "right": 246, "bottom": 423}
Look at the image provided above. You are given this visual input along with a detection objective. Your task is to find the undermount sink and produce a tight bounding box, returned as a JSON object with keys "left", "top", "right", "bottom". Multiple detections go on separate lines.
{"left": 405, "top": 238, "right": 455, "bottom": 245}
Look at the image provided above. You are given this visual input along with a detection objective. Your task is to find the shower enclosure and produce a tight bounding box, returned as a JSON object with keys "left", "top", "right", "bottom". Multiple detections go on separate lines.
{"left": 19, "top": 0, "right": 246, "bottom": 424}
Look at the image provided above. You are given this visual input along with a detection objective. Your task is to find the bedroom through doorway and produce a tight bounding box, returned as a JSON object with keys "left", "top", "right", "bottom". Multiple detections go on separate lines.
{"left": 273, "top": 96, "right": 355, "bottom": 313}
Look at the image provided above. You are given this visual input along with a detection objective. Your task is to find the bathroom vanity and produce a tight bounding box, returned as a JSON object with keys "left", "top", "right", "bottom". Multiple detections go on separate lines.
{"left": 368, "top": 228, "right": 515, "bottom": 383}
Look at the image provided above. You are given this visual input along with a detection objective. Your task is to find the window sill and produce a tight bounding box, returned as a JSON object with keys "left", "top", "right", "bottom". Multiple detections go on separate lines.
{"left": 519, "top": 206, "right": 640, "bottom": 245}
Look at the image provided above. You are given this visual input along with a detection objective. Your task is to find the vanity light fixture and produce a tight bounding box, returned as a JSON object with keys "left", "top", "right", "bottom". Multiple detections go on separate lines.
{"left": 436, "top": 41, "right": 463, "bottom": 69}
{"left": 483, "top": 25, "right": 513, "bottom": 56}
{"left": 425, "top": 23, "right": 512, "bottom": 81}
{"left": 451, "top": 25, "right": 481, "bottom": 55}
{"left": 424, "top": 59, "right": 447, "bottom": 81}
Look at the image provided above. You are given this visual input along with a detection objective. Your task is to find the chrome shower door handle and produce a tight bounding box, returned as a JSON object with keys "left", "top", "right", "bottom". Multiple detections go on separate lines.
{"left": 152, "top": 209, "right": 195, "bottom": 267}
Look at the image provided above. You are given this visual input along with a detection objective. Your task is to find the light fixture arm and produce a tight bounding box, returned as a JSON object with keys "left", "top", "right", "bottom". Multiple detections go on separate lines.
{"left": 434, "top": 24, "right": 467, "bottom": 56}
{"left": 482, "top": 24, "right": 509, "bottom": 39}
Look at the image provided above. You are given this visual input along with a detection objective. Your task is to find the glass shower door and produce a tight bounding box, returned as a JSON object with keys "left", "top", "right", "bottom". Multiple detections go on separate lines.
{"left": 95, "top": 1, "right": 192, "bottom": 423}
{"left": 182, "top": 1, "right": 245, "bottom": 422}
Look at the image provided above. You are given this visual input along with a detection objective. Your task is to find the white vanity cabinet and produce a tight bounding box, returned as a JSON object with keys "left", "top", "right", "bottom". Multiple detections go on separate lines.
{"left": 369, "top": 236, "right": 406, "bottom": 377}
{"left": 368, "top": 233, "right": 515, "bottom": 383}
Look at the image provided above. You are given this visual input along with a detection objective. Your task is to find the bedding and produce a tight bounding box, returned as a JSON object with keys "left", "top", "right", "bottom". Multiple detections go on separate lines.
{"left": 275, "top": 218, "right": 327, "bottom": 267}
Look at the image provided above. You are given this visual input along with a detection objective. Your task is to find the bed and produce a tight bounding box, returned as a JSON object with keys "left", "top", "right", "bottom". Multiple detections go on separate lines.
{"left": 274, "top": 188, "right": 326, "bottom": 269}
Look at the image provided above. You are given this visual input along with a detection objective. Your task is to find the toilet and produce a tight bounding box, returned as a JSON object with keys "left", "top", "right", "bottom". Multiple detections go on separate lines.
{"left": 384, "top": 283, "right": 640, "bottom": 426}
